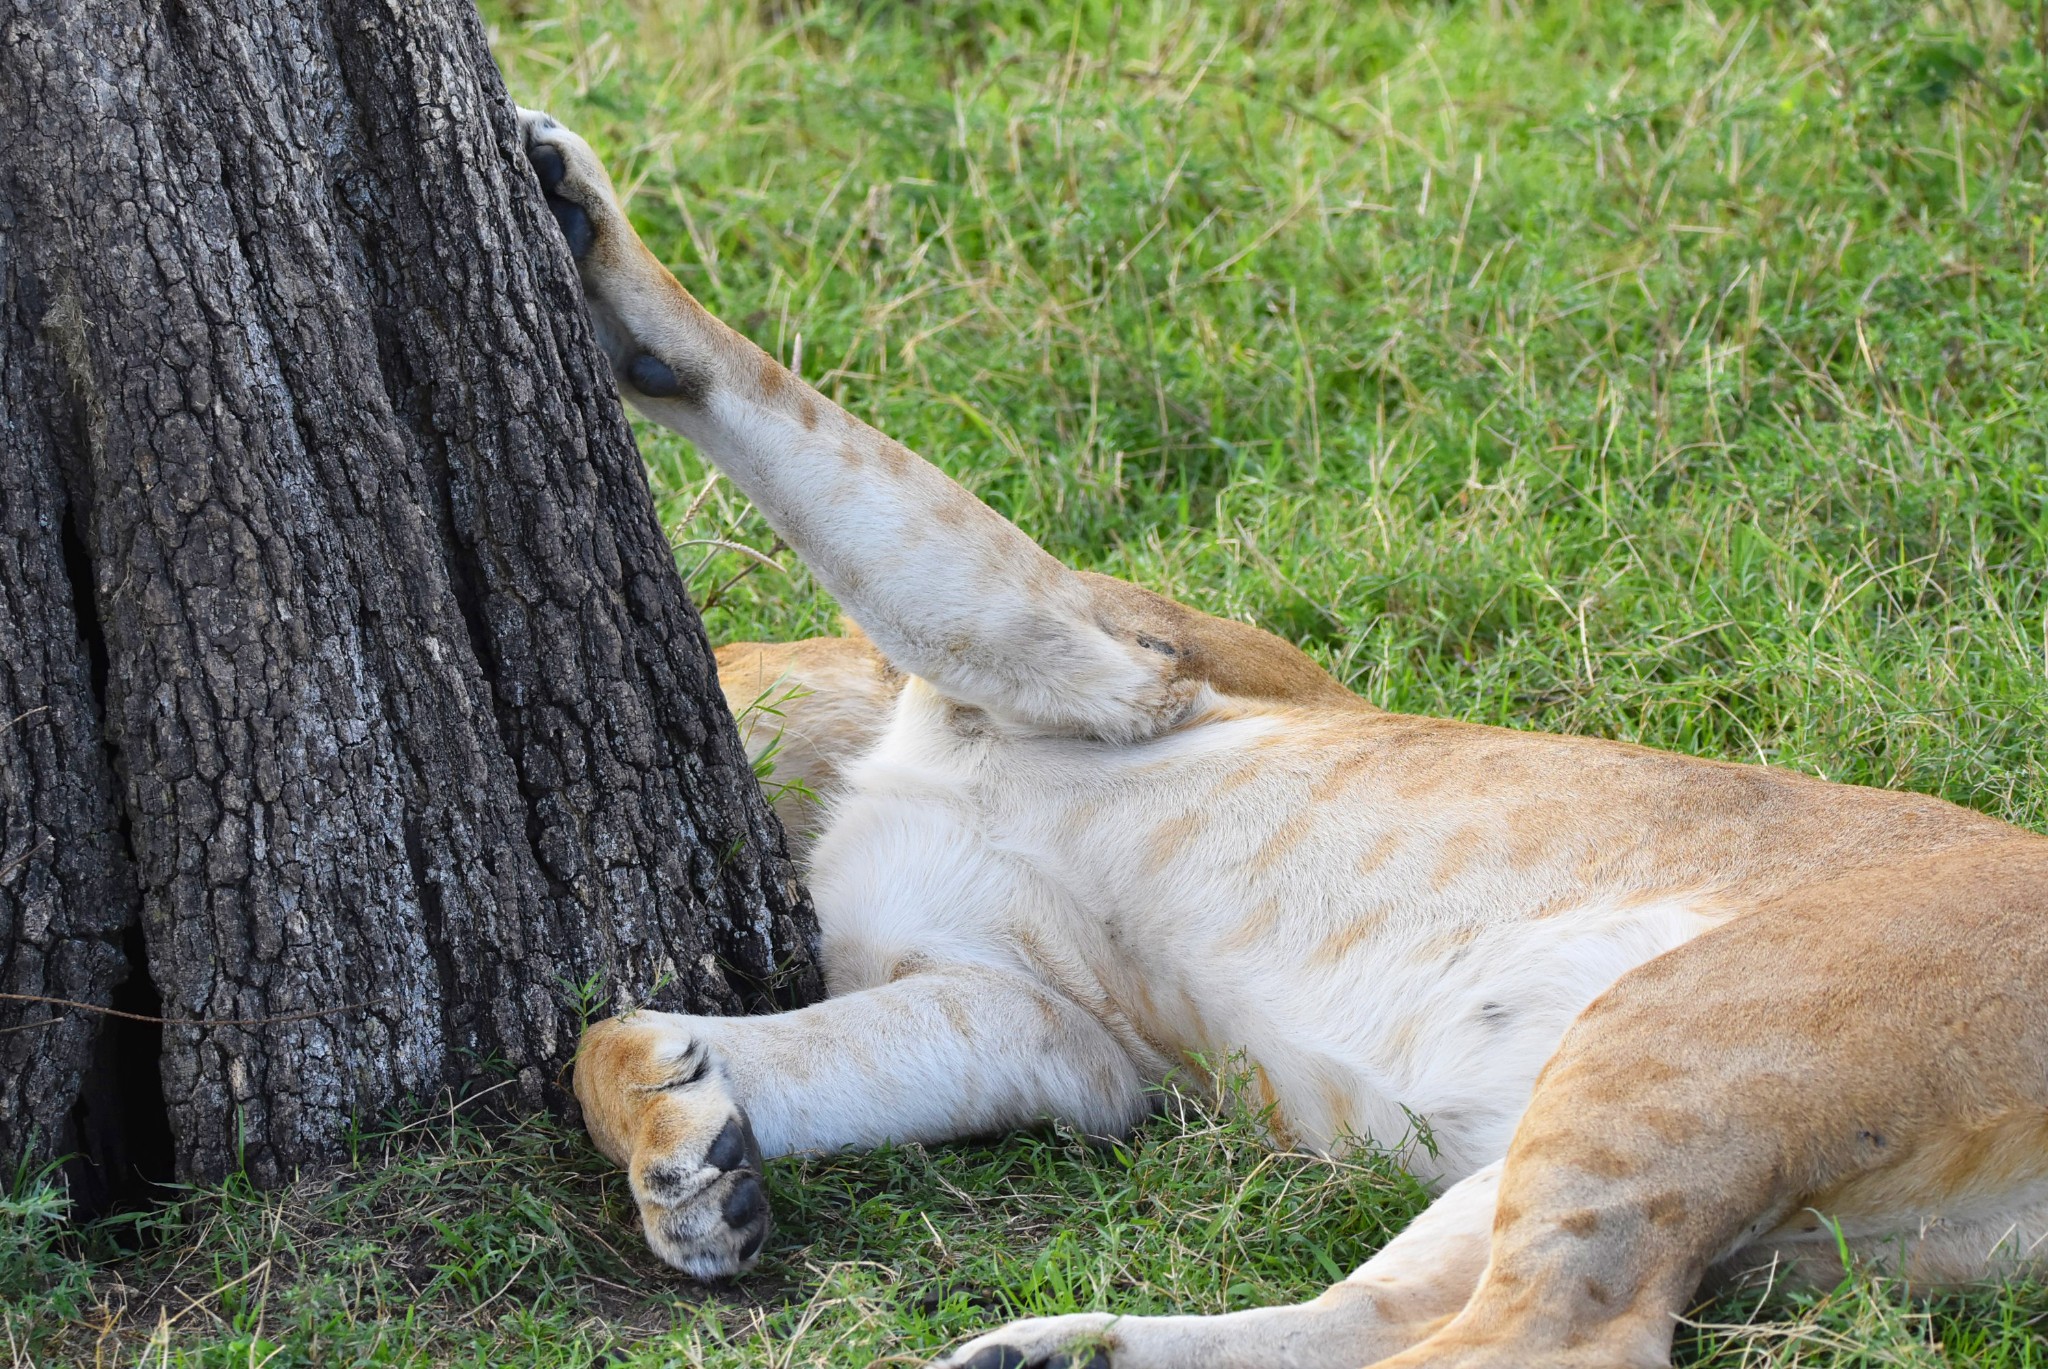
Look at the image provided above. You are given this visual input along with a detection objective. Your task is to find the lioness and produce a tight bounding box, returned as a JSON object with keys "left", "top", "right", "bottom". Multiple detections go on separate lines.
{"left": 520, "top": 109, "right": 2048, "bottom": 1369}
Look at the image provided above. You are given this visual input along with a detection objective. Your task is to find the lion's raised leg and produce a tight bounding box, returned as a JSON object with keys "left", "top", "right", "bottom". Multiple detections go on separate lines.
{"left": 1365, "top": 841, "right": 2048, "bottom": 1369}
{"left": 575, "top": 964, "right": 1149, "bottom": 1277}
{"left": 517, "top": 109, "right": 1276, "bottom": 743}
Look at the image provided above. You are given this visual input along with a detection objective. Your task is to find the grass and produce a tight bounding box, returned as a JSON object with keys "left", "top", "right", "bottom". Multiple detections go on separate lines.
{"left": 9, "top": 1083, "right": 1440, "bottom": 1367}
{"left": 11, "top": 1094, "right": 2048, "bottom": 1369}
{"left": 12, "top": 0, "right": 2048, "bottom": 1363}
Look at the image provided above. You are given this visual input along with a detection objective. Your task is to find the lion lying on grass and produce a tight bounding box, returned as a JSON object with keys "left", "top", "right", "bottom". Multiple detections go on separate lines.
{"left": 522, "top": 108, "right": 2048, "bottom": 1369}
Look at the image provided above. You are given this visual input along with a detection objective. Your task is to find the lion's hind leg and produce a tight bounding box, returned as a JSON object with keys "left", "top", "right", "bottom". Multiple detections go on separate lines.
{"left": 1364, "top": 841, "right": 2048, "bottom": 1369}
{"left": 1718, "top": 1190, "right": 2048, "bottom": 1294}
{"left": 713, "top": 629, "right": 899, "bottom": 856}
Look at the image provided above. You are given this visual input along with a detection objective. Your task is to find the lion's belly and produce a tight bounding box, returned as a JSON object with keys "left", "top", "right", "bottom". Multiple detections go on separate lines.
{"left": 1162, "top": 895, "right": 1721, "bottom": 1183}
{"left": 803, "top": 685, "right": 1731, "bottom": 1186}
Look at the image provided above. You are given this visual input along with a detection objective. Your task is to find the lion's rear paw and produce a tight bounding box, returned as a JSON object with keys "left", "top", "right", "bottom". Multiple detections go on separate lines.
{"left": 937, "top": 1315, "right": 1118, "bottom": 1369}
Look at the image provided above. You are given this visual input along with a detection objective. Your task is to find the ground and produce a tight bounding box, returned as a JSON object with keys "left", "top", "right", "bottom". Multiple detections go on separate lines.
{"left": 9, "top": 0, "right": 2048, "bottom": 1364}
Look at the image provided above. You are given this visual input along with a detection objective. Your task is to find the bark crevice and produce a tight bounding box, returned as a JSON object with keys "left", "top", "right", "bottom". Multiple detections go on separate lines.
{"left": 57, "top": 507, "right": 109, "bottom": 712}
{"left": 64, "top": 926, "right": 175, "bottom": 1219}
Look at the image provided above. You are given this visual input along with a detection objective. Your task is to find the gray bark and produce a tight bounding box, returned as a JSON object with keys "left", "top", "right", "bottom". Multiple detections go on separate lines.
{"left": 0, "top": 0, "right": 820, "bottom": 1202}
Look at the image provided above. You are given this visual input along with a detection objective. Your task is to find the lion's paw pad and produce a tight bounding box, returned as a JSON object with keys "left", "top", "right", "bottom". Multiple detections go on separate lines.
{"left": 635, "top": 1104, "right": 771, "bottom": 1279}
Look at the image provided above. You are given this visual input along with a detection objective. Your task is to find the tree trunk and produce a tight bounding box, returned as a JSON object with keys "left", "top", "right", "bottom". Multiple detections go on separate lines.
{"left": 0, "top": 0, "right": 821, "bottom": 1209}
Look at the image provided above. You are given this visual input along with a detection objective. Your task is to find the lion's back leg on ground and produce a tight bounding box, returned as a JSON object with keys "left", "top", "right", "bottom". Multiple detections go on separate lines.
{"left": 1366, "top": 839, "right": 2048, "bottom": 1369}
{"left": 939, "top": 839, "right": 2048, "bottom": 1369}
{"left": 712, "top": 629, "right": 899, "bottom": 854}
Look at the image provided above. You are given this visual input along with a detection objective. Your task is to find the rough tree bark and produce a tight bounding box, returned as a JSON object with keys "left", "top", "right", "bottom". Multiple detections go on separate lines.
{"left": 0, "top": 0, "right": 820, "bottom": 1211}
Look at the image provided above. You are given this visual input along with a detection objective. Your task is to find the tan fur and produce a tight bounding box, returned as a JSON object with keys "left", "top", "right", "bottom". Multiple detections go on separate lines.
{"left": 1371, "top": 843, "right": 2048, "bottom": 1369}
{"left": 713, "top": 625, "right": 899, "bottom": 853}
{"left": 518, "top": 109, "right": 2048, "bottom": 1369}
{"left": 1077, "top": 571, "right": 1361, "bottom": 710}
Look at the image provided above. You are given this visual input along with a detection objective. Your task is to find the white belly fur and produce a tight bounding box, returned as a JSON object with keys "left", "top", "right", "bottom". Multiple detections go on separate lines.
{"left": 803, "top": 678, "right": 1726, "bottom": 1187}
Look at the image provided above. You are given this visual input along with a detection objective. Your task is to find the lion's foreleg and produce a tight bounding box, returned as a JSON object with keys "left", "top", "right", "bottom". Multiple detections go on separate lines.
{"left": 574, "top": 964, "right": 1148, "bottom": 1276}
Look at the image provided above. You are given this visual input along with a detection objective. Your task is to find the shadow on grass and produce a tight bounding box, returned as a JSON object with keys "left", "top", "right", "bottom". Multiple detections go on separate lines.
{"left": 6, "top": 1085, "right": 2044, "bottom": 1367}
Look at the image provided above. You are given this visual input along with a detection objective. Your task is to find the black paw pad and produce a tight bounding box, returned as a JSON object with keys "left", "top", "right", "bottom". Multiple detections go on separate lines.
{"left": 720, "top": 1171, "right": 770, "bottom": 1261}
{"left": 529, "top": 142, "right": 567, "bottom": 192}
{"left": 737, "top": 1213, "right": 769, "bottom": 1261}
{"left": 957, "top": 1349, "right": 1028, "bottom": 1369}
{"left": 624, "top": 352, "right": 689, "bottom": 400}
{"left": 1045, "top": 1352, "right": 1110, "bottom": 1369}
{"left": 704, "top": 1115, "right": 760, "bottom": 1173}
{"left": 721, "top": 1172, "right": 767, "bottom": 1231}
{"left": 548, "top": 196, "right": 595, "bottom": 258}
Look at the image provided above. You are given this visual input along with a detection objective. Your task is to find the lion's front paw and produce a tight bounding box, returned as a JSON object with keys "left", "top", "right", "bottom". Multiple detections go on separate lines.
{"left": 514, "top": 107, "right": 705, "bottom": 402}
{"left": 516, "top": 106, "right": 619, "bottom": 262}
{"left": 937, "top": 1315, "right": 1119, "bottom": 1369}
{"left": 631, "top": 1083, "right": 772, "bottom": 1279}
{"left": 576, "top": 1015, "right": 773, "bottom": 1280}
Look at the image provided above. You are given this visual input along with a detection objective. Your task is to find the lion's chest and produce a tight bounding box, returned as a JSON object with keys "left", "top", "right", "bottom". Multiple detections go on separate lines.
{"left": 799, "top": 686, "right": 1290, "bottom": 1024}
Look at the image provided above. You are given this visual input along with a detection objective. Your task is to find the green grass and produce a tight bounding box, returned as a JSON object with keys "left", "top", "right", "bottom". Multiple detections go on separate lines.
{"left": 13, "top": 0, "right": 2048, "bottom": 1363}
{"left": 12, "top": 1092, "right": 2048, "bottom": 1369}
